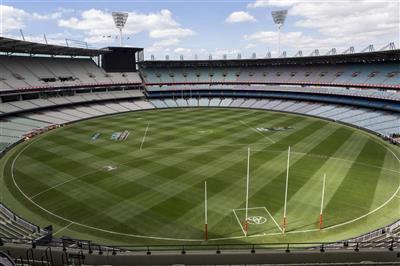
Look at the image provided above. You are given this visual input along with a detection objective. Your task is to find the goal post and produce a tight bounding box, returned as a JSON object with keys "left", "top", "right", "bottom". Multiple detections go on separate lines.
{"left": 204, "top": 180, "right": 208, "bottom": 241}
{"left": 319, "top": 173, "right": 326, "bottom": 230}
{"left": 282, "top": 146, "right": 290, "bottom": 233}
{"left": 244, "top": 147, "right": 250, "bottom": 236}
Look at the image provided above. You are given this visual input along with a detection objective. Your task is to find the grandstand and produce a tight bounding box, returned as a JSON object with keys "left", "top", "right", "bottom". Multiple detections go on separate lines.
{"left": 0, "top": 36, "right": 399, "bottom": 265}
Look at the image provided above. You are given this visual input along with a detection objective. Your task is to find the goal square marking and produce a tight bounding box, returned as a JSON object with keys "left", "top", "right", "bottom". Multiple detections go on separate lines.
{"left": 232, "top": 206, "right": 283, "bottom": 236}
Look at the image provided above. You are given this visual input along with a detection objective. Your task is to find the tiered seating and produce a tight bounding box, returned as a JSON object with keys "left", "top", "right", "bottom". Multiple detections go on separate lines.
{"left": 1, "top": 90, "right": 145, "bottom": 116}
{"left": 134, "top": 100, "right": 156, "bottom": 109}
{"left": 0, "top": 55, "right": 142, "bottom": 92}
{"left": 118, "top": 101, "right": 143, "bottom": 111}
{"left": 219, "top": 98, "right": 233, "bottom": 107}
{"left": 198, "top": 98, "right": 209, "bottom": 107}
{"left": 0, "top": 203, "right": 43, "bottom": 241}
{"left": 145, "top": 84, "right": 400, "bottom": 102}
{"left": 187, "top": 98, "right": 198, "bottom": 107}
{"left": 251, "top": 99, "right": 270, "bottom": 109}
{"left": 0, "top": 100, "right": 156, "bottom": 152}
{"left": 209, "top": 98, "right": 221, "bottom": 106}
{"left": 149, "top": 97, "right": 400, "bottom": 137}
{"left": 175, "top": 98, "right": 188, "bottom": 107}
{"left": 152, "top": 99, "right": 168, "bottom": 108}
{"left": 164, "top": 99, "right": 178, "bottom": 107}
{"left": 0, "top": 117, "right": 51, "bottom": 149}
{"left": 141, "top": 62, "right": 400, "bottom": 89}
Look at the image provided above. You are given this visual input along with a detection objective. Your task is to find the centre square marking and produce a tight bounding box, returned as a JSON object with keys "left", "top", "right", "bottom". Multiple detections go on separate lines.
{"left": 232, "top": 206, "right": 283, "bottom": 236}
{"left": 190, "top": 129, "right": 214, "bottom": 134}
{"left": 103, "top": 165, "right": 117, "bottom": 172}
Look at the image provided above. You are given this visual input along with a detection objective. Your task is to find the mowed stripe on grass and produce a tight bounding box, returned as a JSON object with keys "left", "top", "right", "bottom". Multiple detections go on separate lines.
{"left": 5, "top": 108, "right": 399, "bottom": 244}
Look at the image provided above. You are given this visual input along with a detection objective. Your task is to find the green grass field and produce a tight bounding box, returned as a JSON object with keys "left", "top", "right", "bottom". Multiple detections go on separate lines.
{"left": 1, "top": 108, "right": 399, "bottom": 246}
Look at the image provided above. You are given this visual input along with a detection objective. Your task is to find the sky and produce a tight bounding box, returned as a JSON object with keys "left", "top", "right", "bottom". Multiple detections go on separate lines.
{"left": 1, "top": 0, "right": 399, "bottom": 59}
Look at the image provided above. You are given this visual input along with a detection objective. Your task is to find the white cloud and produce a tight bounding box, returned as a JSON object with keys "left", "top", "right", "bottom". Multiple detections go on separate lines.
{"left": 291, "top": 1, "right": 400, "bottom": 42}
{"left": 58, "top": 8, "right": 195, "bottom": 45}
{"left": 149, "top": 28, "right": 194, "bottom": 39}
{"left": 32, "top": 11, "right": 63, "bottom": 20}
{"left": 146, "top": 38, "right": 180, "bottom": 52}
{"left": 212, "top": 48, "right": 241, "bottom": 58}
{"left": 174, "top": 47, "right": 192, "bottom": 54}
{"left": 0, "top": 5, "right": 74, "bottom": 35}
{"left": 247, "top": 0, "right": 302, "bottom": 8}
{"left": 0, "top": 5, "right": 30, "bottom": 33}
{"left": 245, "top": 43, "right": 257, "bottom": 49}
{"left": 245, "top": 0, "right": 399, "bottom": 52}
{"left": 225, "top": 11, "right": 256, "bottom": 23}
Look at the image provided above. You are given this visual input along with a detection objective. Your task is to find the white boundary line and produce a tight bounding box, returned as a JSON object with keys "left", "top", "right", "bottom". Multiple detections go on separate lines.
{"left": 10, "top": 138, "right": 203, "bottom": 242}
{"left": 240, "top": 120, "right": 275, "bottom": 144}
{"left": 7, "top": 118, "right": 400, "bottom": 242}
{"left": 234, "top": 206, "right": 283, "bottom": 234}
{"left": 263, "top": 207, "right": 284, "bottom": 233}
{"left": 125, "top": 146, "right": 400, "bottom": 175}
{"left": 232, "top": 209, "right": 246, "bottom": 236}
{"left": 53, "top": 222, "right": 74, "bottom": 235}
{"left": 139, "top": 122, "right": 150, "bottom": 151}
{"left": 30, "top": 178, "right": 76, "bottom": 199}
{"left": 29, "top": 163, "right": 116, "bottom": 200}
{"left": 235, "top": 207, "right": 266, "bottom": 211}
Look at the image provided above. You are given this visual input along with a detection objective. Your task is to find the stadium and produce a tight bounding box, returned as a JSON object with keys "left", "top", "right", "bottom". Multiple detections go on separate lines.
{"left": 0, "top": 1, "right": 399, "bottom": 265}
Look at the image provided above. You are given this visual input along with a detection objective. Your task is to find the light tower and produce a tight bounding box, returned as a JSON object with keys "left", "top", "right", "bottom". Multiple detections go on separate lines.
{"left": 112, "top": 12, "right": 129, "bottom": 47}
{"left": 271, "top": 10, "right": 288, "bottom": 56}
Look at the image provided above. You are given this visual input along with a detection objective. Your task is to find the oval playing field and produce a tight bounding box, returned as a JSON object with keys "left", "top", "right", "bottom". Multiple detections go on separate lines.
{"left": 2, "top": 108, "right": 400, "bottom": 245}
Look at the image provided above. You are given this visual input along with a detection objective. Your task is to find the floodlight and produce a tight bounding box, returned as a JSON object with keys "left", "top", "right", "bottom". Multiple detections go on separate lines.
{"left": 271, "top": 10, "right": 288, "bottom": 56}
{"left": 271, "top": 10, "right": 288, "bottom": 27}
{"left": 112, "top": 12, "right": 129, "bottom": 47}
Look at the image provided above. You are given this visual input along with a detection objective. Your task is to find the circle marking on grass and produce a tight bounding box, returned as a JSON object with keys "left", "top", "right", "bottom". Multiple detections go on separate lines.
{"left": 7, "top": 108, "right": 400, "bottom": 243}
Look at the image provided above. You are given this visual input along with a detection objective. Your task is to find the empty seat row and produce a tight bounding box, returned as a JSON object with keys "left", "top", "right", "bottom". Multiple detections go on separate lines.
{"left": 149, "top": 98, "right": 400, "bottom": 137}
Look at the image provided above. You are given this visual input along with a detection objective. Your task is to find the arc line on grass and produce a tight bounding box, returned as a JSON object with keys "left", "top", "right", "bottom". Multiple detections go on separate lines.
{"left": 30, "top": 177, "right": 79, "bottom": 199}
{"left": 9, "top": 120, "right": 400, "bottom": 242}
{"left": 139, "top": 122, "right": 150, "bottom": 150}
{"left": 137, "top": 147, "right": 400, "bottom": 175}
{"left": 29, "top": 164, "right": 116, "bottom": 199}
{"left": 10, "top": 138, "right": 203, "bottom": 242}
{"left": 240, "top": 120, "right": 275, "bottom": 144}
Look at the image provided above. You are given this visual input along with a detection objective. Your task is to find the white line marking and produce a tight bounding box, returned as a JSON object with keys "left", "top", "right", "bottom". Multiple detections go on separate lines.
{"left": 263, "top": 207, "right": 284, "bottom": 233}
{"left": 232, "top": 209, "right": 247, "bottom": 236}
{"left": 235, "top": 207, "right": 266, "bottom": 211}
{"left": 138, "top": 147, "right": 400, "bottom": 175}
{"left": 11, "top": 138, "right": 203, "bottom": 242}
{"left": 321, "top": 148, "right": 400, "bottom": 231}
{"left": 8, "top": 117, "right": 400, "bottom": 242}
{"left": 139, "top": 122, "right": 150, "bottom": 151}
{"left": 53, "top": 222, "right": 74, "bottom": 235}
{"left": 234, "top": 206, "right": 283, "bottom": 234}
{"left": 240, "top": 120, "right": 275, "bottom": 144}
{"left": 29, "top": 164, "right": 112, "bottom": 199}
{"left": 30, "top": 178, "right": 75, "bottom": 199}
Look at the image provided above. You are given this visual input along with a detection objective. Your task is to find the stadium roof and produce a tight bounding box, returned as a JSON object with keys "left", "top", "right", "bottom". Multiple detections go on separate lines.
{"left": 0, "top": 37, "right": 110, "bottom": 57}
{"left": 139, "top": 49, "right": 400, "bottom": 68}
